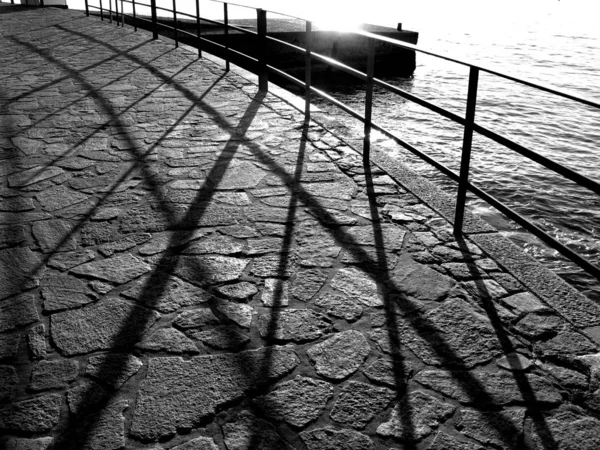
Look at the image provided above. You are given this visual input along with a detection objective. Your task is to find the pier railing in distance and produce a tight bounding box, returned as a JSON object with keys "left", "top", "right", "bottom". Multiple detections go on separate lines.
{"left": 84, "top": 0, "right": 600, "bottom": 281}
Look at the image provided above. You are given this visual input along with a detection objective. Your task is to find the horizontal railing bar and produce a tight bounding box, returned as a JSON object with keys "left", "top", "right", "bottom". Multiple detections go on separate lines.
{"left": 204, "top": 0, "right": 258, "bottom": 12}
{"left": 467, "top": 181, "right": 600, "bottom": 278}
{"left": 373, "top": 77, "right": 466, "bottom": 126}
{"left": 267, "top": 64, "right": 306, "bottom": 88}
{"left": 473, "top": 123, "right": 600, "bottom": 196}
{"left": 309, "top": 86, "right": 365, "bottom": 122}
{"left": 310, "top": 52, "right": 368, "bottom": 81}
{"left": 265, "top": 34, "right": 308, "bottom": 54}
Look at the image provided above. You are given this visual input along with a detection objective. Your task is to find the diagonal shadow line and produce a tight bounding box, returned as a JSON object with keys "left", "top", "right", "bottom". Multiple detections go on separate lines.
{"left": 457, "top": 237, "right": 558, "bottom": 448}
{"left": 25, "top": 20, "right": 556, "bottom": 447}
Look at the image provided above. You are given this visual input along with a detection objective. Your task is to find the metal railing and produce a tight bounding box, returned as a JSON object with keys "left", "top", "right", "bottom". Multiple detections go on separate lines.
{"left": 84, "top": 0, "right": 600, "bottom": 280}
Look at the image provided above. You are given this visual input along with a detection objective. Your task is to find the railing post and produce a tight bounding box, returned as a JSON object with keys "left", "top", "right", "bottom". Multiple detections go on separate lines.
{"left": 257, "top": 8, "right": 268, "bottom": 92}
{"left": 454, "top": 66, "right": 479, "bottom": 237}
{"left": 85, "top": 0, "right": 89, "bottom": 17}
{"left": 223, "top": 2, "right": 230, "bottom": 71}
{"left": 133, "top": 0, "right": 137, "bottom": 31}
{"left": 150, "top": 0, "right": 158, "bottom": 39}
{"left": 363, "top": 37, "right": 375, "bottom": 165}
{"left": 173, "top": 0, "right": 179, "bottom": 47}
{"left": 195, "top": 0, "right": 201, "bottom": 58}
{"left": 100, "top": 0, "right": 104, "bottom": 21}
{"left": 121, "top": 0, "right": 124, "bottom": 27}
{"left": 109, "top": 0, "right": 112, "bottom": 24}
{"left": 305, "top": 21, "right": 312, "bottom": 119}
{"left": 115, "top": 0, "right": 119, "bottom": 27}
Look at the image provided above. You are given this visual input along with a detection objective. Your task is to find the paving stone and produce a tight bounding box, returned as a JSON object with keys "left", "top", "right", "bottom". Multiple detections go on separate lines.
{"left": 76, "top": 400, "right": 128, "bottom": 450}
{"left": 29, "top": 359, "right": 79, "bottom": 391}
{"left": 536, "top": 327, "right": 597, "bottom": 358}
{"left": 414, "top": 369, "right": 561, "bottom": 405}
{"left": 330, "top": 267, "right": 382, "bottom": 307}
{"left": 119, "top": 203, "right": 170, "bottom": 233}
{"left": 514, "top": 312, "right": 565, "bottom": 339}
{"left": 339, "top": 224, "right": 406, "bottom": 251}
{"left": 86, "top": 353, "right": 144, "bottom": 389}
{"left": 0, "top": 437, "right": 53, "bottom": 450}
{"left": 330, "top": 381, "right": 395, "bottom": 429}
{"left": 98, "top": 233, "right": 152, "bottom": 256}
{"left": 0, "top": 224, "right": 26, "bottom": 249}
{"left": 70, "top": 253, "right": 152, "bottom": 285}
{"left": 47, "top": 249, "right": 95, "bottom": 271}
{"left": 501, "top": 292, "right": 550, "bottom": 316}
{"left": 51, "top": 297, "right": 160, "bottom": 356}
{"left": 0, "top": 365, "right": 18, "bottom": 402}
{"left": 532, "top": 408, "right": 600, "bottom": 450}
{"left": 174, "top": 255, "right": 250, "bottom": 286}
{"left": 307, "top": 330, "right": 371, "bottom": 379}
{"left": 220, "top": 225, "right": 261, "bottom": 239}
{"left": 254, "top": 375, "right": 333, "bottom": 427}
{"left": 183, "top": 234, "right": 244, "bottom": 255}
{"left": 496, "top": 352, "right": 534, "bottom": 371}
{"left": 210, "top": 161, "right": 268, "bottom": 189}
{"left": 0, "top": 197, "right": 35, "bottom": 212}
{"left": 32, "top": 219, "right": 77, "bottom": 253}
{"left": 388, "top": 255, "right": 455, "bottom": 302}
{"left": 40, "top": 273, "right": 93, "bottom": 311}
{"left": 67, "top": 380, "right": 109, "bottom": 415}
{"left": 314, "top": 292, "right": 363, "bottom": 322}
{"left": 0, "top": 247, "right": 43, "bottom": 300}
{"left": 122, "top": 272, "right": 213, "bottom": 313}
{"left": 300, "top": 427, "right": 374, "bottom": 450}
{"left": 8, "top": 166, "right": 64, "bottom": 187}
{"left": 456, "top": 408, "right": 525, "bottom": 450}
{"left": 370, "top": 298, "right": 502, "bottom": 368}
{"left": 26, "top": 324, "right": 46, "bottom": 360}
{"left": 339, "top": 246, "right": 399, "bottom": 269}
{"left": 216, "top": 300, "right": 255, "bottom": 328}
{"left": 299, "top": 181, "right": 357, "bottom": 200}
{"left": 0, "top": 294, "right": 38, "bottom": 332}
{"left": 171, "top": 436, "right": 219, "bottom": 450}
{"left": 426, "top": 432, "right": 484, "bottom": 450}
{"left": 186, "top": 325, "right": 250, "bottom": 350}
{"left": 0, "top": 334, "right": 20, "bottom": 359}
{"left": 290, "top": 269, "right": 328, "bottom": 302}
{"left": 173, "top": 308, "right": 220, "bottom": 329}
{"left": 0, "top": 394, "right": 62, "bottom": 433}
{"left": 131, "top": 346, "right": 299, "bottom": 440}
{"left": 215, "top": 282, "right": 258, "bottom": 301}
{"left": 377, "top": 391, "right": 455, "bottom": 441}
{"left": 35, "top": 184, "right": 88, "bottom": 212}
{"left": 261, "top": 278, "right": 289, "bottom": 307}
{"left": 136, "top": 327, "right": 199, "bottom": 353}
{"left": 305, "top": 208, "right": 358, "bottom": 226}
{"left": 258, "top": 309, "right": 331, "bottom": 342}
{"left": 245, "top": 237, "right": 291, "bottom": 256}
{"left": 250, "top": 254, "right": 296, "bottom": 277}
{"left": 461, "top": 279, "right": 508, "bottom": 301}
{"left": 363, "top": 357, "right": 416, "bottom": 387}
{"left": 222, "top": 410, "right": 295, "bottom": 450}
{"left": 89, "top": 280, "right": 114, "bottom": 294}
{"left": 541, "top": 362, "right": 588, "bottom": 390}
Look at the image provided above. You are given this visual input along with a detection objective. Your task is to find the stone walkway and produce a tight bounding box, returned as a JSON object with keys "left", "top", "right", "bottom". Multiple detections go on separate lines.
{"left": 2, "top": 5, "right": 600, "bottom": 450}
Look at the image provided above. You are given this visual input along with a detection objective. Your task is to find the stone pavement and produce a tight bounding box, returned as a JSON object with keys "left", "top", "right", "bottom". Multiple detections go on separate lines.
{"left": 2, "top": 4, "right": 600, "bottom": 450}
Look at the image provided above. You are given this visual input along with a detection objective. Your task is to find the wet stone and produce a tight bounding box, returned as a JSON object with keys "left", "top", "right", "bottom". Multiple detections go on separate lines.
{"left": 183, "top": 234, "right": 244, "bottom": 255}
{"left": 122, "top": 272, "right": 213, "bottom": 313}
{"left": 330, "top": 267, "right": 383, "bottom": 307}
{"left": 414, "top": 369, "right": 562, "bottom": 405}
{"left": 330, "top": 381, "right": 395, "bottom": 429}
{"left": 314, "top": 292, "right": 363, "bottom": 322}
{"left": 67, "top": 380, "right": 109, "bottom": 415}
{"left": 216, "top": 300, "right": 254, "bottom": 328}
{"left": 300, "top": 427, "right": 374, "bottom": 450}
{"left": 0, "top": 334, "right": 20, "bottom": 359}
{"left": 307, "top": 330, "right": 371, "bottom": 379}
{"left": 85, "top": 353, "right": 143, "bottom": 390}
{"left": 29, "top": 360, "right": 79, "bottom": 391}
{"left": 0, "top": 437, "right": 53, "bottom": 450}
{"left": 363, "top": 357, "right": 416, "bottom": 387}
{"left": 0, "top": 294, "right": 38, "bottom": 332}
{"left": 136, "top": 327, "right": 199, "bottom": 353}
{"left": 261, "top": 278, "right": 289, "bottom": 307}
{"left": 35, "top": 184, "right": 88, "bottom": 212}
{"left": 32, "top": 219, "right": 77, "bottom": 253}
{"left": 258, "top": 309, "right": 331, "bottom": 342}
{"left": 174, "top": 255, "right": 249, "bottom": 286}
{"left": 222, "top": 410, "right": 295, "bottom": 450}
{"left": 173, "top": 308, "right": 220, "bottom": 329}
{"left": 131, "top": 346, "right": 299, "bottom": 441}
{"left": 253, "top": 375, "right": 333, "bottom": 427}
{"left": 0, "top": 394, "right": 62, "bottom": 433}
{"left": 70, "top": 253, "right": 151, "bottom": 285}
{"left": 47, "top": 249, "right": 95, "bottom": 271}
{"left": 0, "top": 224, "right": 26, "bottom": 249}
{"left": 51, "top": 297, "right": 160, "bottom": 356}
{"left": 0, "top": 365, "right": 18, "bottom": 402}
{"left": 389, "top": 255, "right": 455, "bottom": 302}
{"left": 290, "top": 269, "right": 328, "bottom": 302}
{"left": 377, "top": 391, "right": 455, "bottom": 441}
{"left": 186, "top": 325, "right": 249, "bottom": 350}
{"left": 40, "top": 274, "right": 92, "bottom": 311}
{"left": 98, "top": 233, "right": 152, "bottom": 257}
{"left": 457, "top": 408, "right": 525, "bottom": 450}
{"left": 215, "top": 281, "right": 258, "bottom": 301}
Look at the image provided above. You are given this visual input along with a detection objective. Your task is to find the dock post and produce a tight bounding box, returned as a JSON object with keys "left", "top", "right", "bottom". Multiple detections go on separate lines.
{"left": 195, "top": 0, "right": 201, "bottom": 58}
{"left": 454, "top": 66, "right": 479, "bottom": 236}
{"left": 305, "top": 21, "right": 312, "bottom": 119}
{"left": 257, "top": 9, "right": 268, "bottom": 92}
{"left": 150, "top": 0, "right": 158, "bottom": 39}
{"left": 363, "top": 37, "right": 375, "bottom": 165}
{"left": 224, "top": 3, "right": 230, "bottom": 71}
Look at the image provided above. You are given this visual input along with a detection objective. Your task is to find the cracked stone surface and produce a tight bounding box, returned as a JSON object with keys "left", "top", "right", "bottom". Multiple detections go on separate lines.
{"left": 29, "top": 360, "right": 79, "bottom": 391}
{"left": 300, "top": 427, "right": 374, "bottom": 450}
{"left": 456, "top": 408, "right": 525, "bottom": 450}
{"left": 307, "top": 330, "right": 371, "bottom": 379}
{"left": 258, "top": 309, "right": 331, "bottom": 342}
{"left": 330, "top": 381, "right": 395, "bottom": 429}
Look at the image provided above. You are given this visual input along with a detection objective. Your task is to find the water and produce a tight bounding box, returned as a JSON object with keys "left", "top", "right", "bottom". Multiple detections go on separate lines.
{"left": 73, "top": 0, "right": 600, "bottom": 296}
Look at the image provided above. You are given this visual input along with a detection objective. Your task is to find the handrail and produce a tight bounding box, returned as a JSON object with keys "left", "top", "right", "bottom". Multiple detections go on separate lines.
{"left": 83, "top": 0, "right": 600, "bottom": 280}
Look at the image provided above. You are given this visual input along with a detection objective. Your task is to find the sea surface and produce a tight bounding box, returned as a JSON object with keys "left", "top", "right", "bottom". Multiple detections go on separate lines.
{"left": 76, "top": 0, "right": 600, "bottom": 296}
